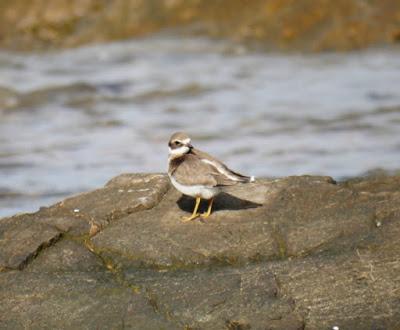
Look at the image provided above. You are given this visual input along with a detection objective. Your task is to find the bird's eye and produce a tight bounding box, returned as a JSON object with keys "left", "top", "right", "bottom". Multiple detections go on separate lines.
{"left": 174, "top": 141, "right": 180, "bottom": 146}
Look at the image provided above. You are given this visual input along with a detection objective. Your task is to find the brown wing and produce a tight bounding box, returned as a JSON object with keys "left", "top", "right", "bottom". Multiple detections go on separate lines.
{"left": 172, "top": 154, "right": 238, "bottom": 187}
{"left": 191, "top": 148, "right": 252, "bottom": 183}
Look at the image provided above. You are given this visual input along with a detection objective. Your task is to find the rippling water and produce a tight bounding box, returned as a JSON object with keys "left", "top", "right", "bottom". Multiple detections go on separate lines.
{"left": 1, "top": 37, "right": 400, "bottom": 217}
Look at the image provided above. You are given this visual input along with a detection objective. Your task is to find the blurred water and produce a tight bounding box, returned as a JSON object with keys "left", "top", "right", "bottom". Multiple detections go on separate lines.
{"left": 1, "top": 37, "right": 400, "bottom": 218}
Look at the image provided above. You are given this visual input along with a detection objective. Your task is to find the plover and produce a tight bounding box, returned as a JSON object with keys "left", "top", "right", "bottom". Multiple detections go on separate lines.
{"left": 168, "top": 132, "right": 255, "bottom": 222}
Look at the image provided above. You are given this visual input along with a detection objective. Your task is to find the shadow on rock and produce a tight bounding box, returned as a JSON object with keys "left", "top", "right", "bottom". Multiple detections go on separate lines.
{"left": 177, "top": 192, "right": 263, "bottom": 213}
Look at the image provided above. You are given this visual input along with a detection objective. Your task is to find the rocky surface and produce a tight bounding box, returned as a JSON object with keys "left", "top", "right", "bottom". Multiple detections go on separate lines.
{"left": 0, "top": 0, "right": 399, "bottom": 51}
{"left": 1, "top": 173, "right": 400, "bottom": 329}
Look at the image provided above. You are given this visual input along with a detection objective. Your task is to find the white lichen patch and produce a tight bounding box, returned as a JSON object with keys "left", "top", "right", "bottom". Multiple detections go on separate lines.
{"left": 138, "top": 197, "right": 149, "bottom": 204}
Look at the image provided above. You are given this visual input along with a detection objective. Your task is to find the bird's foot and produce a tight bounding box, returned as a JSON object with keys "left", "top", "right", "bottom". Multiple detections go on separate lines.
{"left": 181, "top": 213, "right": 200, "bottom": 222}
{"left": 200, "top": 211, "right": 211, "bottom": 219}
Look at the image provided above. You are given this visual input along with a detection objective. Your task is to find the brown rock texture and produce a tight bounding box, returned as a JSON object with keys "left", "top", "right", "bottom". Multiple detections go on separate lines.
{"left": 0, "top": 0, "right": 399, "bottom": 51}
{"left": 1, "top": 173, "right": 400, "bottom": 329}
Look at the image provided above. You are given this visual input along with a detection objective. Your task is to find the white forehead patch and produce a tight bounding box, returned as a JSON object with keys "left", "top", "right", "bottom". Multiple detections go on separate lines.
{"left": 182, "top": 138, "right": 191, "bottom": 144}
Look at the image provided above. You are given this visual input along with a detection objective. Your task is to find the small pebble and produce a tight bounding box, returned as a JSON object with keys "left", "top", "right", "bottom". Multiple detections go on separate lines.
{"left": 376, "top": 221, "right": 382, "bottom": 227}
{"left": 118, "top": 189, "right": 124, "bottom": 193}
{"left": 127, "top": 189, "right": 133, "bottom": 193}
{"left": 73, "top": 209, "right": 80, "bottom": 213}
{"left": 332, "top": 326, "right": 339, "bottom": 330}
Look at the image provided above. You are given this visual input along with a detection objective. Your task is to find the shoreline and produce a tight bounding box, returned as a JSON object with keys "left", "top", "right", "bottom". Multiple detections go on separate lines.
{"left": 1, "top": 0, "right": 399, "bottom": 52}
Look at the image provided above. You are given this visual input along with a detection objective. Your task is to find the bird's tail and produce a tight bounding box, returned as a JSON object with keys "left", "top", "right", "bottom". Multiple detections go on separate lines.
{"left": 230, "top": 170, "right": 255, "bottom": 183}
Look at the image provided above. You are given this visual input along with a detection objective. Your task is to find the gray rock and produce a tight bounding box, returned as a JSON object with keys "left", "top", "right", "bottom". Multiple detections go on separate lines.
{"left": 92, "top": 178, "right": 275, "bottom": 269}
{"left": 0, "top": 214, "right": 62, "bottom": 270}
{"left": 39, "top": 173, "right": 170, "bottom": 236}
{"left": 0, "top": 173, "right": 399, "bottom": 329}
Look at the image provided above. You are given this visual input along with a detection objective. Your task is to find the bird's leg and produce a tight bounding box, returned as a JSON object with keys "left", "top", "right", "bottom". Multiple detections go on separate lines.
{"left": 182, "top": 196, "right": 201, "bottom": 222}
{"left": 201, "top": 198, "right": 214, "bottom": 218}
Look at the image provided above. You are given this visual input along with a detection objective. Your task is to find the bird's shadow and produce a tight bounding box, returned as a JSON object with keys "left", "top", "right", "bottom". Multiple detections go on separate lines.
{"left": 177, "top": 192, "right": 263, "bottom": 213}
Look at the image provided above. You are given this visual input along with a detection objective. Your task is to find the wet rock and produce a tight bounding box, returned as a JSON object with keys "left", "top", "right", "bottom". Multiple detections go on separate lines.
{"left": 0, "top": 86, "right": 18, "bottom": 109}
{"left": 16, "top": 83, "right": 97, "bottom": 109}
{"left": 133, "top": 83, "right": 213, "bottom": 103}
{"left": 0, "top": 173, "right": 399, "bottom": 329}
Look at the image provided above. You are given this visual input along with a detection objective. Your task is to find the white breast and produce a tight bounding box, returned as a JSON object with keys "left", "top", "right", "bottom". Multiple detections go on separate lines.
{"left": 169, "top": 175, "right": 220, "bottom": 200}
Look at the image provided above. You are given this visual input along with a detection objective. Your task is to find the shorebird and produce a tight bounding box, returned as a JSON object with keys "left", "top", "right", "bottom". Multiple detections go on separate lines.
{"left": 167, "top": 132, "right": 255, "bottom": 222}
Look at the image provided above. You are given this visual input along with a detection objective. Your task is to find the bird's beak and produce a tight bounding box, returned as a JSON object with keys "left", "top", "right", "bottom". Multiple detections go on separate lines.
{"left": 187, "top": 143, "right": 193, "bottom": 149}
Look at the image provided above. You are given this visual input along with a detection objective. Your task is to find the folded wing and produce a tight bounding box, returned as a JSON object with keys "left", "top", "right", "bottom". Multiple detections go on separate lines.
{"left": 192, "top": 148, "right": 253, "bottom": 183}
{"left": 172, "top": 154, "right": 240, "bottom": 187}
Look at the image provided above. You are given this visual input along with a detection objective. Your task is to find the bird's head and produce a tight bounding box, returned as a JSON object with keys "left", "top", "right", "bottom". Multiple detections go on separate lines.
{"left": 168, "top": 132, "right": 193, "bottom": 157}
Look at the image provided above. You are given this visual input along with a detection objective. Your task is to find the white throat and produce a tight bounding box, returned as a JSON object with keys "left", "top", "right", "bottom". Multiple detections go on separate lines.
{"left": 169, "top": 146, "right": 190, "bottom": 157}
